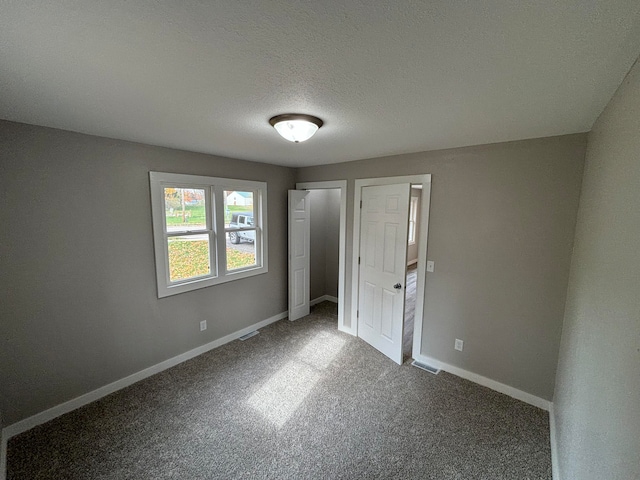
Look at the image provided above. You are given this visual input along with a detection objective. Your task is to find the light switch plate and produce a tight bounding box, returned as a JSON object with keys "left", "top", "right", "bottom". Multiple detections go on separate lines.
{"left": 427, "top": 261, "right": 435, "bottom": 272}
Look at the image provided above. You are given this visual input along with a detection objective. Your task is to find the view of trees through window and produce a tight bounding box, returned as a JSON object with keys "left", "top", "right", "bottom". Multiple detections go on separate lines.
{"left": 164, "top": 188, "right": 209, "bottom": 282}
{"left": 163, "top": 187, "right": 257, "bottom": 281}
{"left": 164, "top": 187, "right": 206, "bottom": 229}
{"left": 150, "top": 172, "right": 268, "bottom": 297}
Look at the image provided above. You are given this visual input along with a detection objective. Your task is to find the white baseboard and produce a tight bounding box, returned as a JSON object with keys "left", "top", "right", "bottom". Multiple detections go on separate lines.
{"left": 0, "top": 309, "right": 288, "bottom": 468}
{"left": 549, "top": 403, "right": 560, "bottom": 480}
{"left": 413, "top": 353, "right": 551, "bottom": 411}
{"left": 310, "top": 295, "right": 338, "bottom": 306}
{"left": 338, "top": 324, "right": 357, "bottom": 336}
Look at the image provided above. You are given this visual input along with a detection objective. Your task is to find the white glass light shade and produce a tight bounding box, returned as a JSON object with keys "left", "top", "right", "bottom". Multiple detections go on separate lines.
{"left": 273, "top": 119, "right": 318, "bottom": 143}
{"left": 269, "top": 114, "right": 323, "bottom": 143}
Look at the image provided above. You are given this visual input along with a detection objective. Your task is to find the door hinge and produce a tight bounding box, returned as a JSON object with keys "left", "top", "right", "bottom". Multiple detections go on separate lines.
{"left": 360, "top": 200, "right": 363, "bottom": 209}
{"left": 358, "top": 256, "right": 361, "bottom": 265}
{"left": 357, "top": 310, "right": 359, "bottom": 318}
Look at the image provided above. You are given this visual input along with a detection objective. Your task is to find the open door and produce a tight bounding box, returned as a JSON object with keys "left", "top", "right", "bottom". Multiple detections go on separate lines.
{"left": 357, "top": 183, "right": 410, "bottom": 364}
{"left": 288, "top": 190, "right": 310, "bottom": 321}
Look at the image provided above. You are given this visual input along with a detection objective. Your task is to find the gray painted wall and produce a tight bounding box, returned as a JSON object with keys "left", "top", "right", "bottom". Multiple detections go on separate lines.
{"left": 296, "top": 134, "right": 586, "bottom": 400}
{"left": 324, "top": 189, "right": 340, "bottom": 298}
{"left": 0, "top": 120, "right": 295, "bottom": 426}
{"left": 309, "top": 190, "right": 328, "bottom": 301}
{"left": 308, "top": 189, "right": 340, "bottom": 301}
{"left": 553, "top": 58, "right": 640, "bottom": 480}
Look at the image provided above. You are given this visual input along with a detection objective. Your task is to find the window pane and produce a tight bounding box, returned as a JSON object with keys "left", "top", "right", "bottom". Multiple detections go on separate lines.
{"left": 226, "top": 235, "right": 256, "bottom": 271}
{"left": 224, "top": 190, "right": 255, "bottom": 228}
{"left": 168, "top": 235, "right": 211, "bottom": 281}
{"left": 164, "top": 187, "right": 207, "bottom": 231}
{"left": 410, "top": 197, "right": 418, "bottom": 222}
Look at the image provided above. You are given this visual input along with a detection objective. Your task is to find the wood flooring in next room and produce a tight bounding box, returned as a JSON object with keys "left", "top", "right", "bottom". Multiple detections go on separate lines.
{"left": 403, "top": 263, "right": 417, "bottom": 361}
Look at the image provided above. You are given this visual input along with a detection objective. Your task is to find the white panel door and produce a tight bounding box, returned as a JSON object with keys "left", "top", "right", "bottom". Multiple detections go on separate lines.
{"left": 288, "top": 190, "right": 310, "bottom": 321}
{"left": 357, "top": 184, "right": 410, "bottom": 364}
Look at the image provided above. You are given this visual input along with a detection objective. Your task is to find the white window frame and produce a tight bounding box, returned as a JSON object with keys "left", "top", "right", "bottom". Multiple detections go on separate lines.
{"left": 150, "top": 172, "right": 268, "bottom": 298}
{"left": 408, "top": 196, "right": 419, "bottom": 245}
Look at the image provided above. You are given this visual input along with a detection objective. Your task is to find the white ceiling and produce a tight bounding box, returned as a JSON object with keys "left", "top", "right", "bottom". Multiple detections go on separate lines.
{"left": 1, "top": 1, "right": 639, "bottom": 167}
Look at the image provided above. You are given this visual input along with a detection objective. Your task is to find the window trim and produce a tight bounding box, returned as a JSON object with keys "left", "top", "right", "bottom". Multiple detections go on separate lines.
{"left": 150, "top": 172, "right": 268, "bottom": 298}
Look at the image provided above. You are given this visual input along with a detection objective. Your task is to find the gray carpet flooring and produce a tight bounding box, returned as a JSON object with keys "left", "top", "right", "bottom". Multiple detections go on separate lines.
{"left": 8, "top": 302, "right": 551, "bottom": 479}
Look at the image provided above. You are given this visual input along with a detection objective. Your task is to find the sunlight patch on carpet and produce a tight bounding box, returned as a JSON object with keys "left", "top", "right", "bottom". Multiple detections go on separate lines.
{"left": 297, "top": 333, "right": 347, "bottom": 370}
{"left": 247, "top": 332, "right": 346, "bottom": 428}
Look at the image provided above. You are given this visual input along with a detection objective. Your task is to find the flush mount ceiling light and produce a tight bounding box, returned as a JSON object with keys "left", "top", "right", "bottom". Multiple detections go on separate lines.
{"left": 269, "top": 114, "right": 323, "bottom": 143}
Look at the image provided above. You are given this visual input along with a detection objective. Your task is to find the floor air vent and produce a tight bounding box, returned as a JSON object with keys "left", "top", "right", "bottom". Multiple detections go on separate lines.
{"left": 411, "top": 360, "right": 440, "bottom": 375}
{"left": 239, "top": 330, "right": 259, "bottom": 341}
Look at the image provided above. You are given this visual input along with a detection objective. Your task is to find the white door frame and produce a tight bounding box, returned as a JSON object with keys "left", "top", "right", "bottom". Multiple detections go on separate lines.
{"left": 296, "top": 181, "right": 348, "bottom": 332}
{"left": 352, "top": 175, "right": 432, "bottom": 361}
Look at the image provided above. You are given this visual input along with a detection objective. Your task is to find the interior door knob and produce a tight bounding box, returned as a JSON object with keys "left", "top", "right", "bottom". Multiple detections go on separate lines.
{"left": 394, "top": 283, "right": 402, "bottom": 289}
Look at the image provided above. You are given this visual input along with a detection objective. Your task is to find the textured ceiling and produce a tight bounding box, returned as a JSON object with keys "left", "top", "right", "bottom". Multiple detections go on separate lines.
{"left": 1, "top": 1, "right": 639, "bottom": 167}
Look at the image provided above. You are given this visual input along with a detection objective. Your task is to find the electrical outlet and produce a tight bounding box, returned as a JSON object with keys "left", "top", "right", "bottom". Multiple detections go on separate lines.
{"left": 200, "top": 320, "right": 207, "bottom": 331}
{"left": 454, "top": 339, "right": 463, "bottom": 351}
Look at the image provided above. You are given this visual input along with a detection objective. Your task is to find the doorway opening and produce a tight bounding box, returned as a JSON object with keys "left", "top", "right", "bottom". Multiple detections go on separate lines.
{"left": 294, "top": 181, "right": 347, "bottom": 328}
{"left": 351, "top": 175, "right": 432, "bottom": 365}
{"left": 308, "top": 188, "right": 340, "bottom": 319}
{"left": 403, "top": 185, "right": 423, "bottom": 361}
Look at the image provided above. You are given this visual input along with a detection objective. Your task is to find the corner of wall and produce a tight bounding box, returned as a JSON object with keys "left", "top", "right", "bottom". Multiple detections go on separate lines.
{"left": 0, "top": 408, "right": 5, "bottom": 480}
{"left": 549, "top": 402, "right": 560, "bottom": 480}
{"left": 551, "top": 52, "right": 640, "bottom": 480}
{"left": 0, "top": 430, "right": 7, "bottom": 480}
